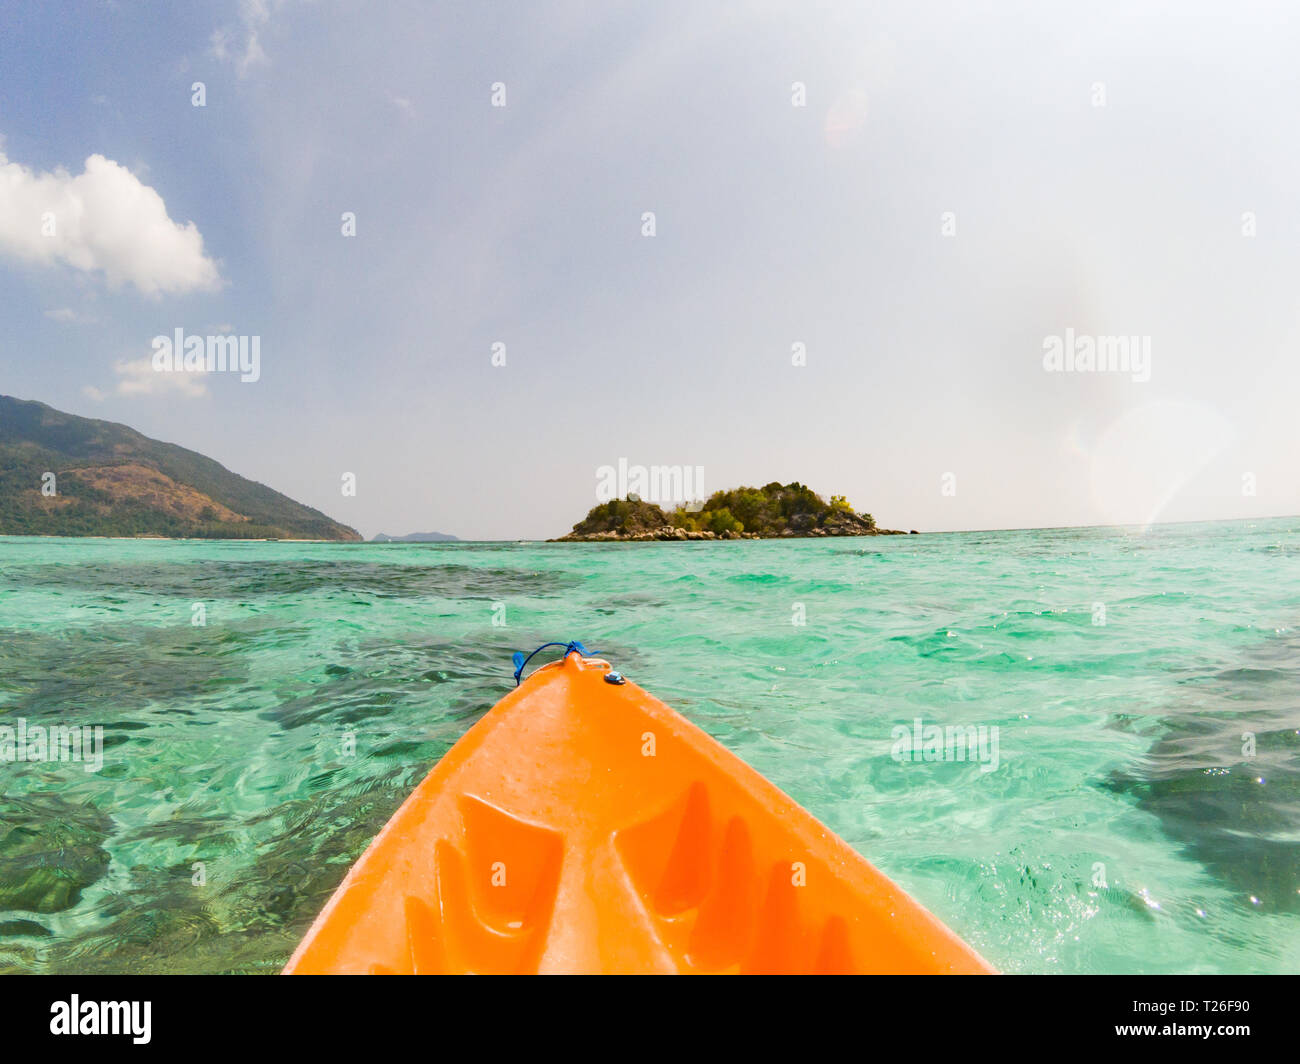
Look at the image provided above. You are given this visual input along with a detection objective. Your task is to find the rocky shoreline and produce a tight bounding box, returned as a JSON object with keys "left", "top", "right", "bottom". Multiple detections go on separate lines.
{"left": 554, "top": 511, "right": 916, "bottom": 542}
{"left": 553, "top": 527, "right": 916, "bottom": 541}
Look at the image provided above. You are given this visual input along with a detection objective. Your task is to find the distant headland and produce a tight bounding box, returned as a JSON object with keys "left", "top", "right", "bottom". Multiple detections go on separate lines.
{"left": 371, "top": 531, "right": 460, "bottom": 543}
{"left": 0, "top": 396, "right": 360, "bottom": 541}
{"left": 553, "top": 482, "right": 916, "bottom": 541}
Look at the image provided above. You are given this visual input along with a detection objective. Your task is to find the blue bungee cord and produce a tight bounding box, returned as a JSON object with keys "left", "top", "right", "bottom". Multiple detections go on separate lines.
{"left": 512, "top": 640, "right": 599, "bottom": 686}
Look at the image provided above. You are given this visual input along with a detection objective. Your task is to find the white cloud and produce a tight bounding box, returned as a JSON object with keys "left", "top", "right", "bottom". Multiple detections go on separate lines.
{"left": 0, "top": 147, "right": 222, "bottom": 296}
{"left": 45, "top": 307, "right": 78, "bottom": 321}
{"left": 111, "top": 355, "right": 209, "bottom": 398}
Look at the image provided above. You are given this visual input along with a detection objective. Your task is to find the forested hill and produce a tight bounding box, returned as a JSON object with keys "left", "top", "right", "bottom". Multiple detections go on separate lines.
{"left": 0, "top": 396, "right": 360, "bottom": 540}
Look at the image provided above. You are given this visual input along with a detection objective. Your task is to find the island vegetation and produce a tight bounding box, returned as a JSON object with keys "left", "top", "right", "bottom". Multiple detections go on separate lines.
{"left": 554, "top": 482, "right": 914, "bottom": 541}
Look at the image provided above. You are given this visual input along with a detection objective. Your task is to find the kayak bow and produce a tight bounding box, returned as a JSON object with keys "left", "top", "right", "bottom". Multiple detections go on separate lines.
{"left": 284, "top": 650, "right": 992, "bottom": 974}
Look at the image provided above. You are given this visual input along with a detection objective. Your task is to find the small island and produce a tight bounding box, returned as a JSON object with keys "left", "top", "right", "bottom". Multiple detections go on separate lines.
{"left": 371, "top": 532, "right": 460, "bottom": 543}
{"left": 553, "top": 482, "right": 916, "bottom": 541}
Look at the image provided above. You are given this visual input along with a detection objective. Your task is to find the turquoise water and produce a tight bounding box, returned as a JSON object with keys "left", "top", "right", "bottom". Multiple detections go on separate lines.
{"left": 1, "top": 519, "right": 1298, "bottom": 974}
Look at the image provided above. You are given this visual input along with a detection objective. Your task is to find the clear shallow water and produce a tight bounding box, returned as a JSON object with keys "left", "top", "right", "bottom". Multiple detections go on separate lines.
{"left": 1, "top": 519, "right": 1298, "bottom": 974}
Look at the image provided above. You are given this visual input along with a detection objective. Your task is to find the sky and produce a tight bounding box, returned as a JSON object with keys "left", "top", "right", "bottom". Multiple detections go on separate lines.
{"left": 1, "top": 0, "right": 1298, "bottom": 540}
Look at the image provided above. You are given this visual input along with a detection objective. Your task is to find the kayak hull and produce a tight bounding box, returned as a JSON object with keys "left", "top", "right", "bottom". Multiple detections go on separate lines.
{"left": 284, "top": 653, "right": 992, "bottom": 974}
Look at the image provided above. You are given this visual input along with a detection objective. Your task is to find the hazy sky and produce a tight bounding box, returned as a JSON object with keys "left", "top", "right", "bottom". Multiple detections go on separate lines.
{"left": 2, "top": 0, "right": 1298, "bottom": 539}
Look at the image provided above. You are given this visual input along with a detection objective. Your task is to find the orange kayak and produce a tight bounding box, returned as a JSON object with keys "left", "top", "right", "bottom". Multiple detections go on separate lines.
{"left": 284, "top": 649, "right": 992, "bottom": 974}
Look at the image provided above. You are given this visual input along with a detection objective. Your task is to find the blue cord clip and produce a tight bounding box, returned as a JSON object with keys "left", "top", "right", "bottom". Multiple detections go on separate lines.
{"left": 512, "top": 640, "right": 599, "bottom": 686}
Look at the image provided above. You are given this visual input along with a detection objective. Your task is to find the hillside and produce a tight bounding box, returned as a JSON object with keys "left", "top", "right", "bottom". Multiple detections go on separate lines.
{"left": 555, "top": 482, "right": 914, "bottom": 540}
{"left": 0, "top": 396, "right": 361, "bottom": 540}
